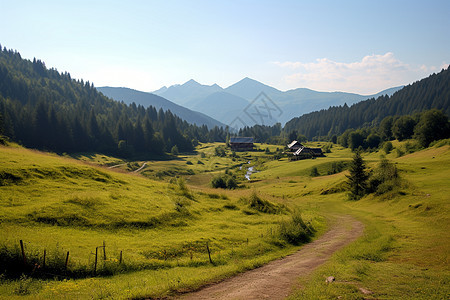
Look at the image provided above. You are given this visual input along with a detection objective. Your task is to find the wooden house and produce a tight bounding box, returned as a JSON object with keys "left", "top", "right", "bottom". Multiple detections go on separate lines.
{"left": 230, "top": 137, "right": 254, "bottom": 151}
{"left": 291, "top": 146, "right": 324, "bottom": 160}
{"left": 287, "top": 140, "right": 303, "bottom": 151}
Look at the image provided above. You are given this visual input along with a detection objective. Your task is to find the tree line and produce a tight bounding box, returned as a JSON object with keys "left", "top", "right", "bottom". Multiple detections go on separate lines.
{"left": 337, "top": 109, "right": 449, "bottom": 150}
{"left": 1, "top": 44, "right": 448, "bottom": 156}
{"left": 238, "top": 67, "right": 449, "bottom": 148}
{"left": 0, "top": 46, "right": 228, "bottom": 157}
{"left": 283, "top": 67, "right": 450, "bottom": 140}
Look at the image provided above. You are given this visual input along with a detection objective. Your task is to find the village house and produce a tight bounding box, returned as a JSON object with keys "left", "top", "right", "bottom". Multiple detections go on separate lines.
{"left": 230, "top": 137, "right": 254, "bottom": 151}
{"left": 287, "top": 140, "right": 303, "bottom": 151}
{"left": 288, "top": 141, "right": 324, "bottom": 160}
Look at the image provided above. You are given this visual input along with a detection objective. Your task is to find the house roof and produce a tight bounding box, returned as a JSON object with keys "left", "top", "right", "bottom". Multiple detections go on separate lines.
{"left": 230, "top": 137, "right": 254, "bottom": 144}
{"left": 293, "top": 146, "right": 306, "bottom": 155}
{"left": 287, "top": 140, "right": 302, "bottom": 148}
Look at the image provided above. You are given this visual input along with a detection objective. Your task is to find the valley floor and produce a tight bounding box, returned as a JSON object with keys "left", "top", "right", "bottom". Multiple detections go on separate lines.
{"left": 0, "top": 141, "right": 449, "bottom": 299}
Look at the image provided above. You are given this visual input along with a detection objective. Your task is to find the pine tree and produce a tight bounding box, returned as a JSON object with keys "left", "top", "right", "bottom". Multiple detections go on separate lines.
{"left": 346, "top": 150, "right": 369, "bottom": 200}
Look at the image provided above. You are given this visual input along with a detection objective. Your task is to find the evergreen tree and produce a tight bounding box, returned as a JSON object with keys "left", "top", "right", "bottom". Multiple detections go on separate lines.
{"left": 346, "top": 150, "right": 369, "bottom": 200}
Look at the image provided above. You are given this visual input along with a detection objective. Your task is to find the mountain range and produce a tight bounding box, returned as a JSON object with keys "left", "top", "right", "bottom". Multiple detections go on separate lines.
{"left": 97, "top": 87, "right": 225, "bottom": 128}
{"left": 152, "top": 78, "right": 403, "bottom": 127}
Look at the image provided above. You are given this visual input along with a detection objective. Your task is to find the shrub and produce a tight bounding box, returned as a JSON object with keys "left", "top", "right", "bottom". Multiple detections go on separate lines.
{"left": 214, "top": 146, "right": 226, "bottom": 157}
{"left": 226, "top": 177, "right": 238, "bottom": 189}
{"left": 171, "top": 145, "right": 179, "bottom": 156}
{"left": 277, "top": 210, "right": 314, "bottom": 245}
{"left": 368, "top": 158, "right": 401, "bottom": 196}
{"left": 245, "top": 192, "right": 284, "bottom": 214}
{"left": 211, "top": 175, "right": 227, "bottom": 189}
{"left": 382, "top": 141, "right": 393, "bottom": 154}
{"left": 211, "top": 173, "right": 238, "bottom": 189}
{"left": 310, "top": 167, "right": 320, "bottom": 177}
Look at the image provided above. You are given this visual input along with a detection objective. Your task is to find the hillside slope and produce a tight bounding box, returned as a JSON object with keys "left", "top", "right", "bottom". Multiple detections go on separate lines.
{"left": 0, "top": 47, "right": 229, "bottom": 157}
{"left": 97, "top": 86, "right": 224, "bottom": 128}
{"left": 284, "top": 67, "right": 450, "bottom": 138}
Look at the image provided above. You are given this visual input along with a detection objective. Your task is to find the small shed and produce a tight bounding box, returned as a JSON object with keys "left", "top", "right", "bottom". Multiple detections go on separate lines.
{"left": 230, "top": 137, "right": 254, "bottom": 151}
{"left": 287, "top": 140, "right": 303, "bottom": 151}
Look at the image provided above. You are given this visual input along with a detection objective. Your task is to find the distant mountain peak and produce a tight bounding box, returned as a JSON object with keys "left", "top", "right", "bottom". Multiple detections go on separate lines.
{"left": 152, "top": 86, "right": 168, "bottom": 94}
{"left": 183, "top": 79, "right": 200, "bottom": 86}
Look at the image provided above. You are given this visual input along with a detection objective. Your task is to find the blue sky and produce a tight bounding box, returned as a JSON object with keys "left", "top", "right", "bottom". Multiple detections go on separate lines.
{"left": 1, "top": 0, "right": 448, "bottom": 94}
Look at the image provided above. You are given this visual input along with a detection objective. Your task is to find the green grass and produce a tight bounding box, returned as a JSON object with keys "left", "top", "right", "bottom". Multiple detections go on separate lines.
{"left": 285, "top": 144, "right": 450, "bottom": 299}
{"left": 0, "top": 143, "right": 320, "bottom": 299}
{"left": 1, "top": 141, "right": 449, "bottom": 299}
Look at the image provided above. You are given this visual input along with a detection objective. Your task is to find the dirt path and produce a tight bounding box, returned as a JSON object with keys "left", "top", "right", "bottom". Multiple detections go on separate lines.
{"left": 179, "top": 215, "right": 364, "bottom": 300}
{"left": 134, "top": 162, "right": 147, "bottom": 173}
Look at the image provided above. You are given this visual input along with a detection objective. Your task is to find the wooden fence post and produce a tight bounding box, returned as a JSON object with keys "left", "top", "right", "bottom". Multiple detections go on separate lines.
{"left": 103, "top": 241, "right": 106, "bottom": 260}
{"left": 206, "top": 242, "right": 213, "bottom": 264}
{"left": 119, "top": 251, "right": 123, "bottom": 264}
{"left": 65, "top": 251, "right": 70, "bottom": 270}
{"left": 94, "top": 247, "right": 98, "bottom": 274}
{"left": 19, "top": 240, "right": 27, "bottom": 265}
{"left": 43, "top": 249, "right": 46, "bottom": 269}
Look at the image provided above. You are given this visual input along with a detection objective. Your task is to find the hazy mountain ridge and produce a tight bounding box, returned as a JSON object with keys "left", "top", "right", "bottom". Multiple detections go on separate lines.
{"left": 153, "top": 79, "right": 223, "bottom": 106}
{"left": 97, "top": 87, "right": 224, "bottom": 128}
{"left": 152, "top": 78, "right": 403, "bottom": 127}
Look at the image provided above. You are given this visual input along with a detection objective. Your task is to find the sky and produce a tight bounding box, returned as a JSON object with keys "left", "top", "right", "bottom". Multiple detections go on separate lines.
{"left": 0, "top": 0, "right": 449, "bottom": 94}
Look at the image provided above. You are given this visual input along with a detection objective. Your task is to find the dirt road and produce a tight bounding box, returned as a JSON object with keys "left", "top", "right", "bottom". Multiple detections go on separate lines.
{"left": 179, "top": 215, "right": 364, "bottom": 300}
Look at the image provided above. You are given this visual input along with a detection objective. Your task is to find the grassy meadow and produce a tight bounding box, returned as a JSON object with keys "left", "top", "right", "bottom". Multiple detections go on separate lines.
{"left": 0, "top": 140, "right": 449, "bottom": 299}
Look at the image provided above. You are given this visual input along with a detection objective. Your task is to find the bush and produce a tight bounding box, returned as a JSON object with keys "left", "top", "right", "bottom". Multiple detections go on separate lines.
{"left": 226, "top": 177, "right": 237, "bottom": 189}
{"left": 171, "top": 145, "right": 179, "bottom": 156}
{"left": 368, "top": 158, "right": 401, "bottom": 196}
{"left": 214, "top": 146, "right": 226, "bottom": 157}
{"left": 211, "top": 175, "right": 227, "bottom": 189}
{"left": 211, "top": 173, "right": 238, "bottom": 189}
{"left": 382, "top": 141, "right": 393, "bottom": 154}
{"left": 245, "top": 192, "right": 285, "bottom": 214}
{"left": 310, "top": 167, "right": 320, "bottom": 177}
{"left": 277, "top": 210, "right": 314, "bottom": 245}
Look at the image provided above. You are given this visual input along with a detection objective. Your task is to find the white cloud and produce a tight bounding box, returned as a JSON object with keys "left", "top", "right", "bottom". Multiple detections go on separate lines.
{"left": 272, "top": 53, "right": 439, "bottom": 94}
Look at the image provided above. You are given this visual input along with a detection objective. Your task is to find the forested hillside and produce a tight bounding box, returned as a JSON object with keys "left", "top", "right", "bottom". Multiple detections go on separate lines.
{"left": 0, "top": 46, "right": 227, "bottom": 157}
{"left": 284, "top": 67, "right": 450, "bottom": 139}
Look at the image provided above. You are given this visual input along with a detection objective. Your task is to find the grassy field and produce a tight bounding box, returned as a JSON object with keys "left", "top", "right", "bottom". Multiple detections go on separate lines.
{"left": 0, "top": 140, "right": 449, "bottom": 299}
{"left": 0, "top": 143, "right": 321, "bottom": 299}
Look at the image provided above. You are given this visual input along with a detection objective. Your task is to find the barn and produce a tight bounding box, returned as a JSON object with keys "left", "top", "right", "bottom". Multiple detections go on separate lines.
{"left": 230, "top": 137, "right": 254, "bottom": 151}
